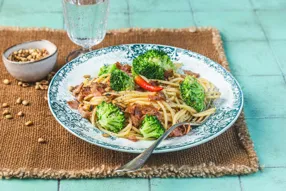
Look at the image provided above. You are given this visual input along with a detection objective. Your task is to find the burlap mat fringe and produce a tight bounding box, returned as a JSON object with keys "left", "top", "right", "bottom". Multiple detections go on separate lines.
{"left": 0, "top": 163, "right": 257, "bottom": 179}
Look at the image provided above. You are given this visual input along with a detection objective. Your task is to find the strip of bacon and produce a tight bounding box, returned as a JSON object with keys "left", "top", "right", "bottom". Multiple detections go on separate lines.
{"left": 148, "top": 92, "right": 166, "bottom": 101}
{"left": 126, "top": 104, "right": 162, "bottom": 127}
{"left": 169, "top": 124, "right": 192, "bottom": 137}
{"left": 164, "top": 70, "right": 174, "bottom": 79}
{"left": 115, "top": 62, "right": 132, "bottom": 74}
{"left": 72, "top": 83, "right": 84, "bottom": 96}
{"left": 91, "top": 82, "right": 107, "bottom": 97}
{"left": 78, "top": 106, "right": 91, "bottom": 119}
{"left": 67, "top": 100, "right": 79, "bottom": 109}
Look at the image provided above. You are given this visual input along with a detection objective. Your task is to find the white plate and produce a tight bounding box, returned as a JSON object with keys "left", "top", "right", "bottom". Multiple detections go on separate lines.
{"left": 48, "top": 44, "right": 243, "bottom": 153}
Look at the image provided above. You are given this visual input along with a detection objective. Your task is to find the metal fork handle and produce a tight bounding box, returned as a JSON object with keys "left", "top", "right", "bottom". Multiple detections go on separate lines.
{"left": 115, "top": 122, "right": 201, "bottom": 173}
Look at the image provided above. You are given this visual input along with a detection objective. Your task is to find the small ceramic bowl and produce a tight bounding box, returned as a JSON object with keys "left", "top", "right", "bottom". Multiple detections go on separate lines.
{"left": 2, "top": 40, "right": 58, "bottom": 82}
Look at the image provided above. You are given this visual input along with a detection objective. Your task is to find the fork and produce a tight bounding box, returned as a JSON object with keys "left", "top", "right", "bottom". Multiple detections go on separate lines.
{"left": 115, "top": 122, "right": 201, "bottom": 173}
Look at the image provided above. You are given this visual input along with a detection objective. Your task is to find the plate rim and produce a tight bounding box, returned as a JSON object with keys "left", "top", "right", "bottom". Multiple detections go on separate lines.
{"left": 48, "top": 43, "right": 244, "bottom": 154}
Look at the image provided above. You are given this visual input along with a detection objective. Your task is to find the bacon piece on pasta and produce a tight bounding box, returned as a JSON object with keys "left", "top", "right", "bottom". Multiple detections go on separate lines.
{"left": 78, "top": 105, "right": 91, "bottom": 119}
{"left": 126, "top": 104, "right": 142, "bottom": 127}
{"left": 126, "top": 104, "right": 162, "bottom": 127}
{"left": 169, "top": 124, "right": 191, "bottom": 137}
{"left": 164, "top": 69, "right": 174, "bottom": 79}
{"left": 127, "top": 135, "right": 139, "bottom": 142}
{"left": 115, "top": 62, "right": 132, "bottom": 74}
{"left": 67, "top": 100, "right": 79, "bottom": 109}
{"left": 81, "top": 87, "right": 91, "bottom": 96}
{"left": 149, "top": 80, "right": 160, "bottom": 86}
{"left": 148, "top": 92, "right": 166, "bottom": 101}
{"left": 72, "top": 83, "right": 84, "bottom": 96}
{"left": 91, "top": 82, "right": 107, "bottom": 96}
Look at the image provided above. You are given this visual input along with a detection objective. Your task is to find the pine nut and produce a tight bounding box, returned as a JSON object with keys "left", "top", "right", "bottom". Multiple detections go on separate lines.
{"left": 43, "top": 85, "right": 48, "bottom": 90}
{"left": 39, "top": 85, "right": 44, "bottom": 90}
{"left": 38, "top": 138, "right": 46, "bottom": 143}
{"left": 25, "top": 121, "right": 33, "bottom": 126}
{"left": 3, "top": 79, "right": 10, "bottom": 85}
{"left": 22, "top": 83, "right": 29, "bottom": 87}
{"left": 40, "top": 80, "right": 49, "bottom": 85}
{"left": 16, "top": 97, "right": 22, "bottom": 104}
{"left": 83, "top": 74, "right": 91, "bottom": 78}
{"left": 2, "top": 109, "right": 10, "bottom": 115}
{"left": 22, "top": 100, "right": 29, "bottom": 106}
{"left": 68, "top": 86, "right": 74, "bottom": 92}
{"left": 35, "top": 85, "right": 40, "bottom": 90}
{"left": 8, "top": 48, "right": 49, "bottom": 62}
{"left": 2, "top": 103, "right": 9, "bottom": 108}
{"left": 5, "top": 114, "right": 13, "bottom": 119}
{"left": 17, "top": 111, "right": 24, "bottom": 117}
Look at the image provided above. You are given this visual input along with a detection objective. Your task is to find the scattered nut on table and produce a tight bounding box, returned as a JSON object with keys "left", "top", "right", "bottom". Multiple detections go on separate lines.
{"left": 17, "top": 81, "right": 23, "bottom": 86}
{"left": 39, "top": 85, "right": 44, "bottom": 90}
{"left": 40, "top": 80, "right": 49, "bottom": 85}
{"left": 3, "top": 79, "right": 10, "bottom": 85}
{"left": 16, "top": 97, "right": 22, "bottom": 104}
{"left": 2, "top": 109, "right": 10, "bottom": 116}
{"left": 47, "top": 72, "right": 56, "bottom": 81}
{"left": 2, "top": 103, "right": 9, "bottom": 108}
{"left": 38, "top": 138, "right": 46, "bottom": 143}
{"left": 35, "top": 85, "right": 40, "bottom": 90}
{"left": 22, "top": 83, "right": 30, "bottom": 88}
{"left": 25, "top": 121, "right": 33, "bottom": 126}
{"left": 17, "top": 111, "right": 24, "bottom": 117}
{"left": 5, "top": 114, "right": 13, "bottom": 119}
{"left": 22, "top": 100, "right": 29, "bottom": 106}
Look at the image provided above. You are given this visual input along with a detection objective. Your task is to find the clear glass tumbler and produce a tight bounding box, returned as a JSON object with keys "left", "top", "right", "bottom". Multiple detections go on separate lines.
{"left": 62, "top": 0, "right": 109, "bottom": 62}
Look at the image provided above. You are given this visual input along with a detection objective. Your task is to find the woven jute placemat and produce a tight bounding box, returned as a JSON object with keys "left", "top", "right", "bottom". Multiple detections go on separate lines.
{"left": 0, "top": 27, "right": 259, "bottom": 179}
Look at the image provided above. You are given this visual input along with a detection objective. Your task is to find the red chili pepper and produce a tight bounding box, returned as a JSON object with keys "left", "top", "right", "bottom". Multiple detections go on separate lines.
{"left": 134, "top": 75, "right": 163, "bottom": 92}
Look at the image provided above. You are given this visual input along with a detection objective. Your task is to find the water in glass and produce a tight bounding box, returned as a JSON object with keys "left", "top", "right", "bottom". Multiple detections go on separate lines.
{"left": 63, "top": 0, "right": 109, "bottom": 49}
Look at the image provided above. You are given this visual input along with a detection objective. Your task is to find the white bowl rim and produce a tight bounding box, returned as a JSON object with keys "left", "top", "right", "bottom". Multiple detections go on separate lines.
{"left": 2, "top": 39, "right": 58, "bottom": 65}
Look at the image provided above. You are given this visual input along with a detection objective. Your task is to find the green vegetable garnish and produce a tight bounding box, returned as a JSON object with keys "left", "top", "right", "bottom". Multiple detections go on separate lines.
{"left": 132, "top": 50, "right": 175, "bottom": 80}
{"left": 96, "top": 101, "right": 125, "bottom": 133}
{"left": 110, "top": 69, "right": 134, "bottom": 91}
{"left": 180, "top": 76, "right": 206, "bottom": 112}
{"left": 98, "top": 63, "right": 117, "bottom": 76}
{"left": 140, "top": 115, "right": 165, "bottom": 139}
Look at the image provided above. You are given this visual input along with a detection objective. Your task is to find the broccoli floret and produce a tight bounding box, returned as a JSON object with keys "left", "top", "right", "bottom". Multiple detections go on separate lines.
{"left": 96, "top": 101, "right": 125, "bottom": 133}
{"left": 140, "top": 115, "right": 165, "bottom": 139}
{"left": 110, "top": 69, "right": 134, "bottom": 91}
{"left": 132, "top": 50, "right": 175, "bottom": 79}
{"left": 98, "top": 63, "right": 117, "bottom": 76}
{"left": 180, "top": 76, "right": 206, "bottom": 112}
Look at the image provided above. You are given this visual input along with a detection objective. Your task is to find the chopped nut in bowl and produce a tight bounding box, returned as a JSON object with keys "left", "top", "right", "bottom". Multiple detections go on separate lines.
{"left": 2, "top": 40, "right": 57, "bottom": 82}
{"left": 8, "top": 48, "right": 50, "bottom": 62}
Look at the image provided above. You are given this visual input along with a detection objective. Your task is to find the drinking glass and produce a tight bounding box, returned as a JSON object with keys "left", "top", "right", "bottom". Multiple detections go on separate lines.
{"left": 62, "top": 0, "right": 109, "bottom": 62}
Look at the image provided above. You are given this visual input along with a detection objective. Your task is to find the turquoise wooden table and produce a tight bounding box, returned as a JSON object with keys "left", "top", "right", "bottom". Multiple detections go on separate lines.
{"left": 1, "top": 0, "right": 286, "bottom": 190}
